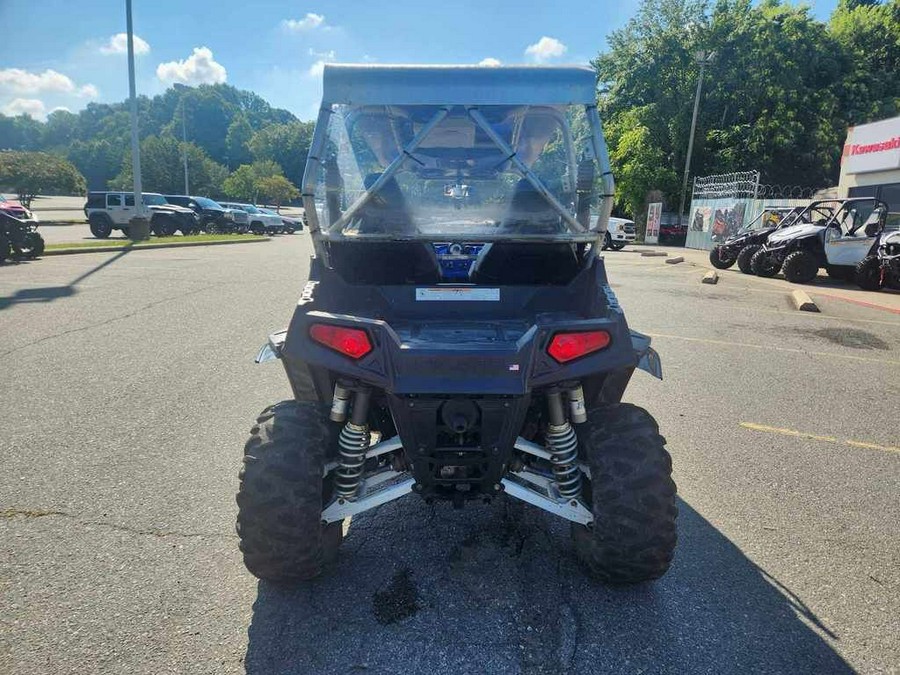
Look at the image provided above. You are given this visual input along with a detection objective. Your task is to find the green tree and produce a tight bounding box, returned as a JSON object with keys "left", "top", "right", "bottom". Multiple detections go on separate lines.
{"left": 68, "top": 139, "right": 124, "bottom": 190}
{"left": 0, "top": 151, "right": 86, "bottom": 208}
{"left": 249, "top": 120, "right": 314, "bottom": 188}
{"left": 110, "top": 135, "right": 228, "bottom": 195}
{"left": 222, "top": 160, "right": 287, "bottom": 202}
{"left": 594, "top": 0, "right": 856, "bottom": 217}
{"left": 255, "top": 174, "right": 300, "bottom": 208}
{"left": 222, "top": 164, "right": 257, "bottom": 201}
{"left": 225, "top": 114, "right": 254, "bottom": 169}
{"left": 0, "top": 114, "right": 44, "bottom": 151}
{"left": 829, "top": 0, "right": 900, "bottom": 124}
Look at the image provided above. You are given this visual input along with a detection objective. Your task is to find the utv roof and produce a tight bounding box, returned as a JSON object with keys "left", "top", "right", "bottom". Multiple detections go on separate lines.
{"left": 321, "top": 64, "right": 598, "bottom": 106}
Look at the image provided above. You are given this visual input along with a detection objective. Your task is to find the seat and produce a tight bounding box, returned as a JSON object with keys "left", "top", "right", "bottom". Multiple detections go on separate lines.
{"left": 352, "top": 174, "right": 416, "bottom": 235}
{"left": 469, "top": 179, "right": 578, "bottom": 285}
{"left": 497, "top": 179, "right": 563, "bottom": 234}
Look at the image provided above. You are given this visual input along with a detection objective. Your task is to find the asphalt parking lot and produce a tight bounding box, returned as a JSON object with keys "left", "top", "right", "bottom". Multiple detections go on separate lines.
{"left": 1, "top": 237, "right": 897, "bottom": 674}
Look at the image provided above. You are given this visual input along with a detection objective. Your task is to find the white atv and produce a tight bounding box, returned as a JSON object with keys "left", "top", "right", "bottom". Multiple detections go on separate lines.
{"left": 751, "top": 198, "right": 888, "bottom": 284}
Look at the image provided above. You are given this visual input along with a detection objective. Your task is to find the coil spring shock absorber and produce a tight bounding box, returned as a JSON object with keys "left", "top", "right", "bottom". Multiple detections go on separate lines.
{"left": 545, "top": 389, "right": 581, "bottom": 500}
{"left": 334, "top": 388, "right": 371, "bottom": 500}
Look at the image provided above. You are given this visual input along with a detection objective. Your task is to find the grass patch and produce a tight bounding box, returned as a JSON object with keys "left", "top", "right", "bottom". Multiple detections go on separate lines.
{"left": 46, "top": 234, "right": 268, "bottom": 250}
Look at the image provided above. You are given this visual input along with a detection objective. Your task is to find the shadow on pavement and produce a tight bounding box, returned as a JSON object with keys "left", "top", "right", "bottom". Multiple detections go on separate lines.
{"left": 245, "top": 498, "right": 852, "bottom": 675}
{"left": 0, "top": 246, "right": 131, "bottom": 310}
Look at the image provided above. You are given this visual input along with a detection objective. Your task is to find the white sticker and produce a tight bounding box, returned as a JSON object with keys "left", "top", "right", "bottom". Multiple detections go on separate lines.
{"left": 415, "top": 287, "right": 500, "bottom": 301}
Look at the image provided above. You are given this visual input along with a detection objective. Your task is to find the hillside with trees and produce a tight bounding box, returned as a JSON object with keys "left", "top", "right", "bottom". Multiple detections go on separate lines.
{"left": 0, "top": 82, "right": 314, "bottom": 200}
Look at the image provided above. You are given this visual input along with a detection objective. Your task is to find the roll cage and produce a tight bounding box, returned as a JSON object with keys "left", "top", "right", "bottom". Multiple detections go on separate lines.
{"left": 301, "top": 65, "right": 614, "bottom": 258}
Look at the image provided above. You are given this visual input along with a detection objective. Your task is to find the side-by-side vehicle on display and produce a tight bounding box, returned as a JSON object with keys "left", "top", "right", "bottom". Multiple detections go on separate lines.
{"left": 751, "top": 198, "right": 888, "bottom": 283}
{"left": 855, "top": 227, "right": 900, "bottom": 291}
{"left": 708, "top": 206, "right": 804, "bottom": 274}
{"left": 235, "top": 65, "right": 677, "bottom": 585}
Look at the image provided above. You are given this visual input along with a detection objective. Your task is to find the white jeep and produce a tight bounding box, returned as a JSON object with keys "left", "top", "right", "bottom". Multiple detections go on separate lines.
{"left": 84, "top": 191, "right": 198, "bottom": 238}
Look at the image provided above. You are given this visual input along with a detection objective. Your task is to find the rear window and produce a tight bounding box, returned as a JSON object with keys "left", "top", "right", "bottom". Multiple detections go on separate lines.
{"left": 86, "top": 193, "right": 105, "bottom": 209}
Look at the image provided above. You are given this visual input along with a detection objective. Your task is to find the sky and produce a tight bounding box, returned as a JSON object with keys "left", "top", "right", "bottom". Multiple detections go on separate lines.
{"left": 0, "top": 0, "right": 839, "bottom": 122}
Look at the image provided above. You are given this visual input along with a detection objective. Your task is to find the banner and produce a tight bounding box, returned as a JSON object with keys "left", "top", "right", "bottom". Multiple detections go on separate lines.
{"left": 645, "top": 202, "right": 662, "bottom": 244}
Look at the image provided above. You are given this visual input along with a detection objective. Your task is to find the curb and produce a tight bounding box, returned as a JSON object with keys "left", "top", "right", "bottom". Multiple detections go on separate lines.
{"left": 43, "top": 237, "right": 270, "bottom": 256}
{"left": 791, "top": 289, "right": 819, "bottom": 313}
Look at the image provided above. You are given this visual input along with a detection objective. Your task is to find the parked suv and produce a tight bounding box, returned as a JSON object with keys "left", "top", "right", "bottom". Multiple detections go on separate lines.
{"left": 219, "top": 202, "right": 284, "bottom": 235}
{"left": 163, "top": 195, "right": 249, "bottom": 233}
{"left": 84, "top": 191, "right": 197, "bottom": 238}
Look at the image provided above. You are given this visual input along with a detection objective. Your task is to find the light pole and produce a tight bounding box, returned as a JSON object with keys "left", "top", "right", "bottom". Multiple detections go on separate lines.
{"left": 678, "top": 50, "right": 715, "bottom": 227}
{"left": 181, "top": 102, "right": 190, "bottom": 194}
{"left": 125, "top": 0, "right": 149, "bottom": 239}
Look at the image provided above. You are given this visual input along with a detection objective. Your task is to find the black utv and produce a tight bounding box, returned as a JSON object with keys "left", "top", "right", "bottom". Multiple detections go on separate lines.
{"left": 708, "top": 206, "right": 803, "bottom": 274}
{"left": 0, "top": 211, "right": 44, "bottom": 262}
{"left": 237, "top": 65, "right": 677, "bottom": 585}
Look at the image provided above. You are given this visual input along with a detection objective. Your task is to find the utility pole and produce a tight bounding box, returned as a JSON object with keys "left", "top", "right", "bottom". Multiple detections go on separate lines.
{"left": 678, "top": 50, "right": 715, "bottom": 228}
{"left": 125, "top": 0, "right": 149, "bottom": 239}
{"left": 181, "top": 102, "right": 190, "bottom": 194}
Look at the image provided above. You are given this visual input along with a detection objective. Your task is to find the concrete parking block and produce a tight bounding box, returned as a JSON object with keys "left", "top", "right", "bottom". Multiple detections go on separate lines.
{"left": 701, "top": 270, "right": 719, "bottom": 284}
{"left": 641, "top": 250, "right": 668, "bottom": 257}
{"left": 665, "top": 256, "right": 685, "bottom": 264}
{"left": 791, "top": 289, "right": 820, "bottom": 312}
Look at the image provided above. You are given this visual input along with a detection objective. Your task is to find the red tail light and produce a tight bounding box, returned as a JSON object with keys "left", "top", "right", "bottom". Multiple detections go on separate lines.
{"left": 547, "top": 330, "right": 611, "bottom": 363}
{"left": 309, "top": 324, "right": 372, "bottom": 359}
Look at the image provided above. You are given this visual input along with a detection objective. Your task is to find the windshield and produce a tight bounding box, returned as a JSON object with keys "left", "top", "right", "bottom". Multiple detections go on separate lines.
{"left": 311, "top": 103, "right": 607, "bottom": 240}
{"left": 194, "top": 197, "right": 222, "bottom": 209}
{"left": 143, "top": 194, "right": 167, "bottom": 206}
{"left": 241, "top": 204, "right": 261, "bottom": 214}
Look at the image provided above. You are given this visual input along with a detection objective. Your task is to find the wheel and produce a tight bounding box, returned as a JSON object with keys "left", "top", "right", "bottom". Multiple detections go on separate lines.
{"left": 737, "top": 244, "right": 761, "bottom": 275}
{"left": 283, "top": 225, "right": 296, "bottom": 235}
{"left": 601, "top": 232, "right": 611, "bottom": 251}
{"left": 236, "top": 400, "right": 343, "bottom": 583}
{"left": 782, "top": 250, "right": 819, "bottom": 284}
{"left": 709, "top": 246, "right": 736, "bottom": 269}
{"left": 751, "top": 248, "right": 780, "bottom": 277}
{"left": 854, "top": 256, "right": 883, "bottom": 291}
{"left": 152, "top": 215, "right": 177, "bottom": 237}
{"left": 21, "top": 231, "right": 44, "bottom": 258}
{"left": 571, "top": 404, "right": 677, "bottom": 584}
{"left": 609, "top": 241, "right": 626, "bottom": 251}
{"left": 88, "top": 214, "right": 113, "bottom": 239}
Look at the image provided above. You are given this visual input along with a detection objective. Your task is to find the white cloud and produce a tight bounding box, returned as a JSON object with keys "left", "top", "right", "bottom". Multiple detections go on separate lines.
{"left": 100, "top": 33, "right": 150, "bottom": 56}
{"left": 0, "top": 68, "right": 79, "bottom": 95}
{"left": 282, "top": 13, "right": 325, "bottom": 32}
{"left": 156, "top": 47, "right": 227, "bottom": 86}
{"left": 308, "top": 61, "right": 326, "bottom": 77}
{"left": 51, "top": 106, "right": 72, "bottom": 114}
{"left": 2, "top": 98, "right": 46, "bottom": 119}
{"left": 478, "top": 58, "right": 502, "bottom": 67}
{"left": 524, "top": 36, "right": 567, "bottom": 62}
{"left": 78, "top": 84, "right": 99, "bottom": 98}
{"left": 309, "top": 48, "right": 336, "bottom": 60}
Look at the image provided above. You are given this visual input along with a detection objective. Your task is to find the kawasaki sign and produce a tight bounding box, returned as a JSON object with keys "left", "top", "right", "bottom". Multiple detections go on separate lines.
{"left": 842, "top": 116, "right": 900, "bottom": 175}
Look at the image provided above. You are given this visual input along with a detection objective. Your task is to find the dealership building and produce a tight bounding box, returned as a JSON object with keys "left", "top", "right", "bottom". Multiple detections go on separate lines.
{"left": 838, "top": 114, "right": 900, "bottom": 214}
